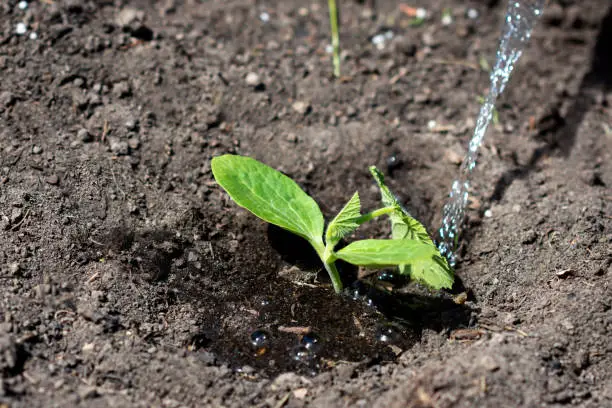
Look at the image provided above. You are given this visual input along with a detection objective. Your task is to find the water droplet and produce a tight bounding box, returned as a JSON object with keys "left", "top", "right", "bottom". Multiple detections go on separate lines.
{"left": 377, "top": 270, "right": 397, "bottom": 283}
{"left": 348, "top": 281, "right": 367, "bottom": 300}
{"left": 386, "top": 154, "right": 401, "bottom": 173}
{"left": 300, "top": 333, "right": 322, "bottom": 353}
{"left": 250, "top": 330, "right": 270, "bottom": 349}
{"left": 376, "top": 324, "right": 401, "bottom": 343}
{"left": 292, "top": 345, "right": 313, "bottom": 362}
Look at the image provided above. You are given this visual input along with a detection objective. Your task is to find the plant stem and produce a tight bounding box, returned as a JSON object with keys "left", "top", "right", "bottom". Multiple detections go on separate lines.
{"left": 328, "top": 0, "right": 340, "bottom": 77}
{"left": 323, "top": 260, "right": 343, "bottom": 293}
{"left": 354, "top": 206, "right": 397, "bottom": 225}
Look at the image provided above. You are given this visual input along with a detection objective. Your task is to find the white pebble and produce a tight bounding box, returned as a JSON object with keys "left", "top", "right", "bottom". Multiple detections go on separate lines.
{"left": 416, "top": 8, "right": 427, "bottom": 19}
{"left": 441, "top": 14, "right": 453, "bottom": 26}
{"left": 18, "top": 1, "right": 28, "bottom": 10}
{"left": 484, "top": 209, "right": 493, "bottom": 218}
{"left": 371, "top": 34, "right": 385, "bottom": 45}
{"left": 259, "top": 12, "right": 270, "bottom": 23}
{"left": 427, "top": 120, "right": 437, "bottom": 130}
{"left": 29, "top": 32, "right": 38, "bottom": 40}
{"left": 325, "top": 44, "right": 333, "bottom": 54}
{"left": 467, "top": 8, "right": 479, "bottom": 20}
{"left": 245, "top": 72, "right": 260, "bottom": 86}
{"left": 15, "top": 22, "right": 27, "bottom": 35}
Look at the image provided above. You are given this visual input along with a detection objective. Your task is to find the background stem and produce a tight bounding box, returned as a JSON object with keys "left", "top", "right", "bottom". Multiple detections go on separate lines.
{"left": 328, "top": 0, "right": 340, "bottom": 77}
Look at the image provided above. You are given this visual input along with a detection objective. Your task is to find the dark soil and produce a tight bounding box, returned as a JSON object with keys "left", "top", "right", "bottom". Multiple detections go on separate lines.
{"left": 1, "top": 0, "right": 611, "bottom": 406}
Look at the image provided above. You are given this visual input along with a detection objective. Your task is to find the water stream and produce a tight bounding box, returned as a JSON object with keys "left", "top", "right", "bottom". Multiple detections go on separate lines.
{"left": 437, "top": 0, "right": 546, "bottom": 265}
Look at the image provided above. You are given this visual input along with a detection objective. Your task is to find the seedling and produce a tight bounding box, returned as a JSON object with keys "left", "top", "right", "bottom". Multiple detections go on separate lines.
{"left": 328, "top": 0, "right": 340, "bottom": 77}
{"left": 211, "top": 154, "right": 453, "bottom": 294}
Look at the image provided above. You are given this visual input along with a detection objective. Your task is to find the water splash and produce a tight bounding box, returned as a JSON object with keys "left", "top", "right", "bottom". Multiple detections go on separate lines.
{"left": 438, "top": 0, "right": 545, "bottom": 265}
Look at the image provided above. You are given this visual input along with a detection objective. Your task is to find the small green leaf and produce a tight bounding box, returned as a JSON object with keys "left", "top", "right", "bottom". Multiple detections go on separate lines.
{"left": 368, "top": 166, "right": 454, "bottom": 288}
{"left": 335, "top": 240, "right": 454, "bottom": 290}
{"left": 369, "top": 166, "right": 431, "bottom": 244}
{"left": 325, "top": 192, "right": 361, "bottom": 246}
{"left": 212, "top": 155, "right": 324, "bottom": 247}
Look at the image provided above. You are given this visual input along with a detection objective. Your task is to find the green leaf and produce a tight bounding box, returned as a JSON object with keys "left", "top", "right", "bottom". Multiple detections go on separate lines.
{"left": 369, "top": 166, "right": 431, "bottom": 244}
{"left": 325, "top": 192, "right": 361, "bottom": 246}
{"left": 368, "top": 166, "right": 454, "bottom": 288}
{"left": 211, "top": 155, "right": 324, "bottom": 247}
{"left": 335, "top": 239, "right": 454, "bottom": 290}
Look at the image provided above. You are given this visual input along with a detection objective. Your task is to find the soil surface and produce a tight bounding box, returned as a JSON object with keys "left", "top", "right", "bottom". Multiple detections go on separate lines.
{"left": 1, "top": 0, "right": 611, "bottom": 407}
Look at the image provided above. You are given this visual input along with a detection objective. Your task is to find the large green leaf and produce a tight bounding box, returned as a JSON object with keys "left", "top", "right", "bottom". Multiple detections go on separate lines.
{"left": 325, "top": 191, "right": 361, "bottom": 246}
{"left": 211, "top": 155, "right": 324, "bottom": 246}
{"left": 335, "top": 239, "right": 454, "bottom": 289}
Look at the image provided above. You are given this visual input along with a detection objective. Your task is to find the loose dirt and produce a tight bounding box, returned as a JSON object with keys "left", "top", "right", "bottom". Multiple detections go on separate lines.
{"left": 0, "top": 0, "right": 610, "bottom": 407}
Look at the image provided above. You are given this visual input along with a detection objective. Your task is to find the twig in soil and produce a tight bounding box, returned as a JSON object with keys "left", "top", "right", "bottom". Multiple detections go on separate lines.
{"left": 10, "top": 208, "right": 30, "bottom": 231}
{"left": 102, "top": 120, "right": 110, "bottom": 141}
{"left": 504, "top": 326, "right": 529, "bottom": 337}
{"left": 110, "top": 165, "right": 127, "bottom": 200}
{"left": 22, "top": 372, "right": 38, "bottom": 384}
{"left": 480, "top": 376, "right": 487, "bottom": 395}
{"left": 207, "top": 241, "right": 215, "bottom": 260}
{"left": 273, "top": 392, "right": 291, "bottom": 408}
{"left": 217, "top": 72, "right": 229, "bottom": 86}
{"left": 88, "top": 237, "right": 105, "bottom": 246}
{"left": 87, "top": 271, "right": 100, "bottom": 283}
{"left": 555, "top": 268, "right": 573, "bottom": 278}
{"left": 416, "top": 387, "right": 439, "bottom": 408}
{"left": 278, "top": 325, "right": 311, "bottom": 335}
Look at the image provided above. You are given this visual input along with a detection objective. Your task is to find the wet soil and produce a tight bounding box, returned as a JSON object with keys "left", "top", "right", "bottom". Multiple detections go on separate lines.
{"left": 1, "top": 0, "right": 611, "bottom": 407}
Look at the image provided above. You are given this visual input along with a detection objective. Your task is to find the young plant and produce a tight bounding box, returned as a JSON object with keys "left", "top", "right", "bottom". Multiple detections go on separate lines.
{"left": 211, "top": 154, "right": 453, "bottom": 294}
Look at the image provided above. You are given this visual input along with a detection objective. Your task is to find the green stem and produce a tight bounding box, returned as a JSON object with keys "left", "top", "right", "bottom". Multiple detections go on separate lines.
{"left": 323, "top": 259, "right": 343, "bottom": 293}
{"left": 328, "top": 0, "right": 340, "bottom": 77}
{"left": 316, "top": 205, "right": 397, "bottom": 293}
{"left": 354, "top": 206, "right": 397, "bottom": 225}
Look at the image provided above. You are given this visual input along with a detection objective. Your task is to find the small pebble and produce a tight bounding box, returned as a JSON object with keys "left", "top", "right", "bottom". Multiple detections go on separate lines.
{"left": 78, "top": 128, "right": 92, "bottom": 143}
{"left": 109, "top": 139, "right": 129, "bottom": 155}
{"left": 245, "top": 72, "right": 260, "bottom": 86}
{"left": 15, "top": 23, "right": 27, "bottom": 35}
{"left": 45, "top": 174, "right": 59, "bottom": 185}
{"left": 127, "top": 137, "right": 140, "bottom": 150}
{"left": 8, "top": 262, "right": 21, "bottom": 275}
{"left": 32, "top": 145, "right": 43, "bottom": 154}
{"left": 484, "top": 209, "right": 492, "bottom": 218}
{"left": 292, "top": 101, "right": 310, "bottom": 115}
{"left": 259, "top": 12, "right": 270, "bottom": 23}
{"left": 125, "top": 119, "right": 138, "bottom": 131}
{"left": 466, "top": 8, "right": 479, "bottom": 20}
{"left": 29, "top": 32, "right": 37, "bottom": 40}
{"left": 18, "top": 1, "right": 28, "bottom": 10}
